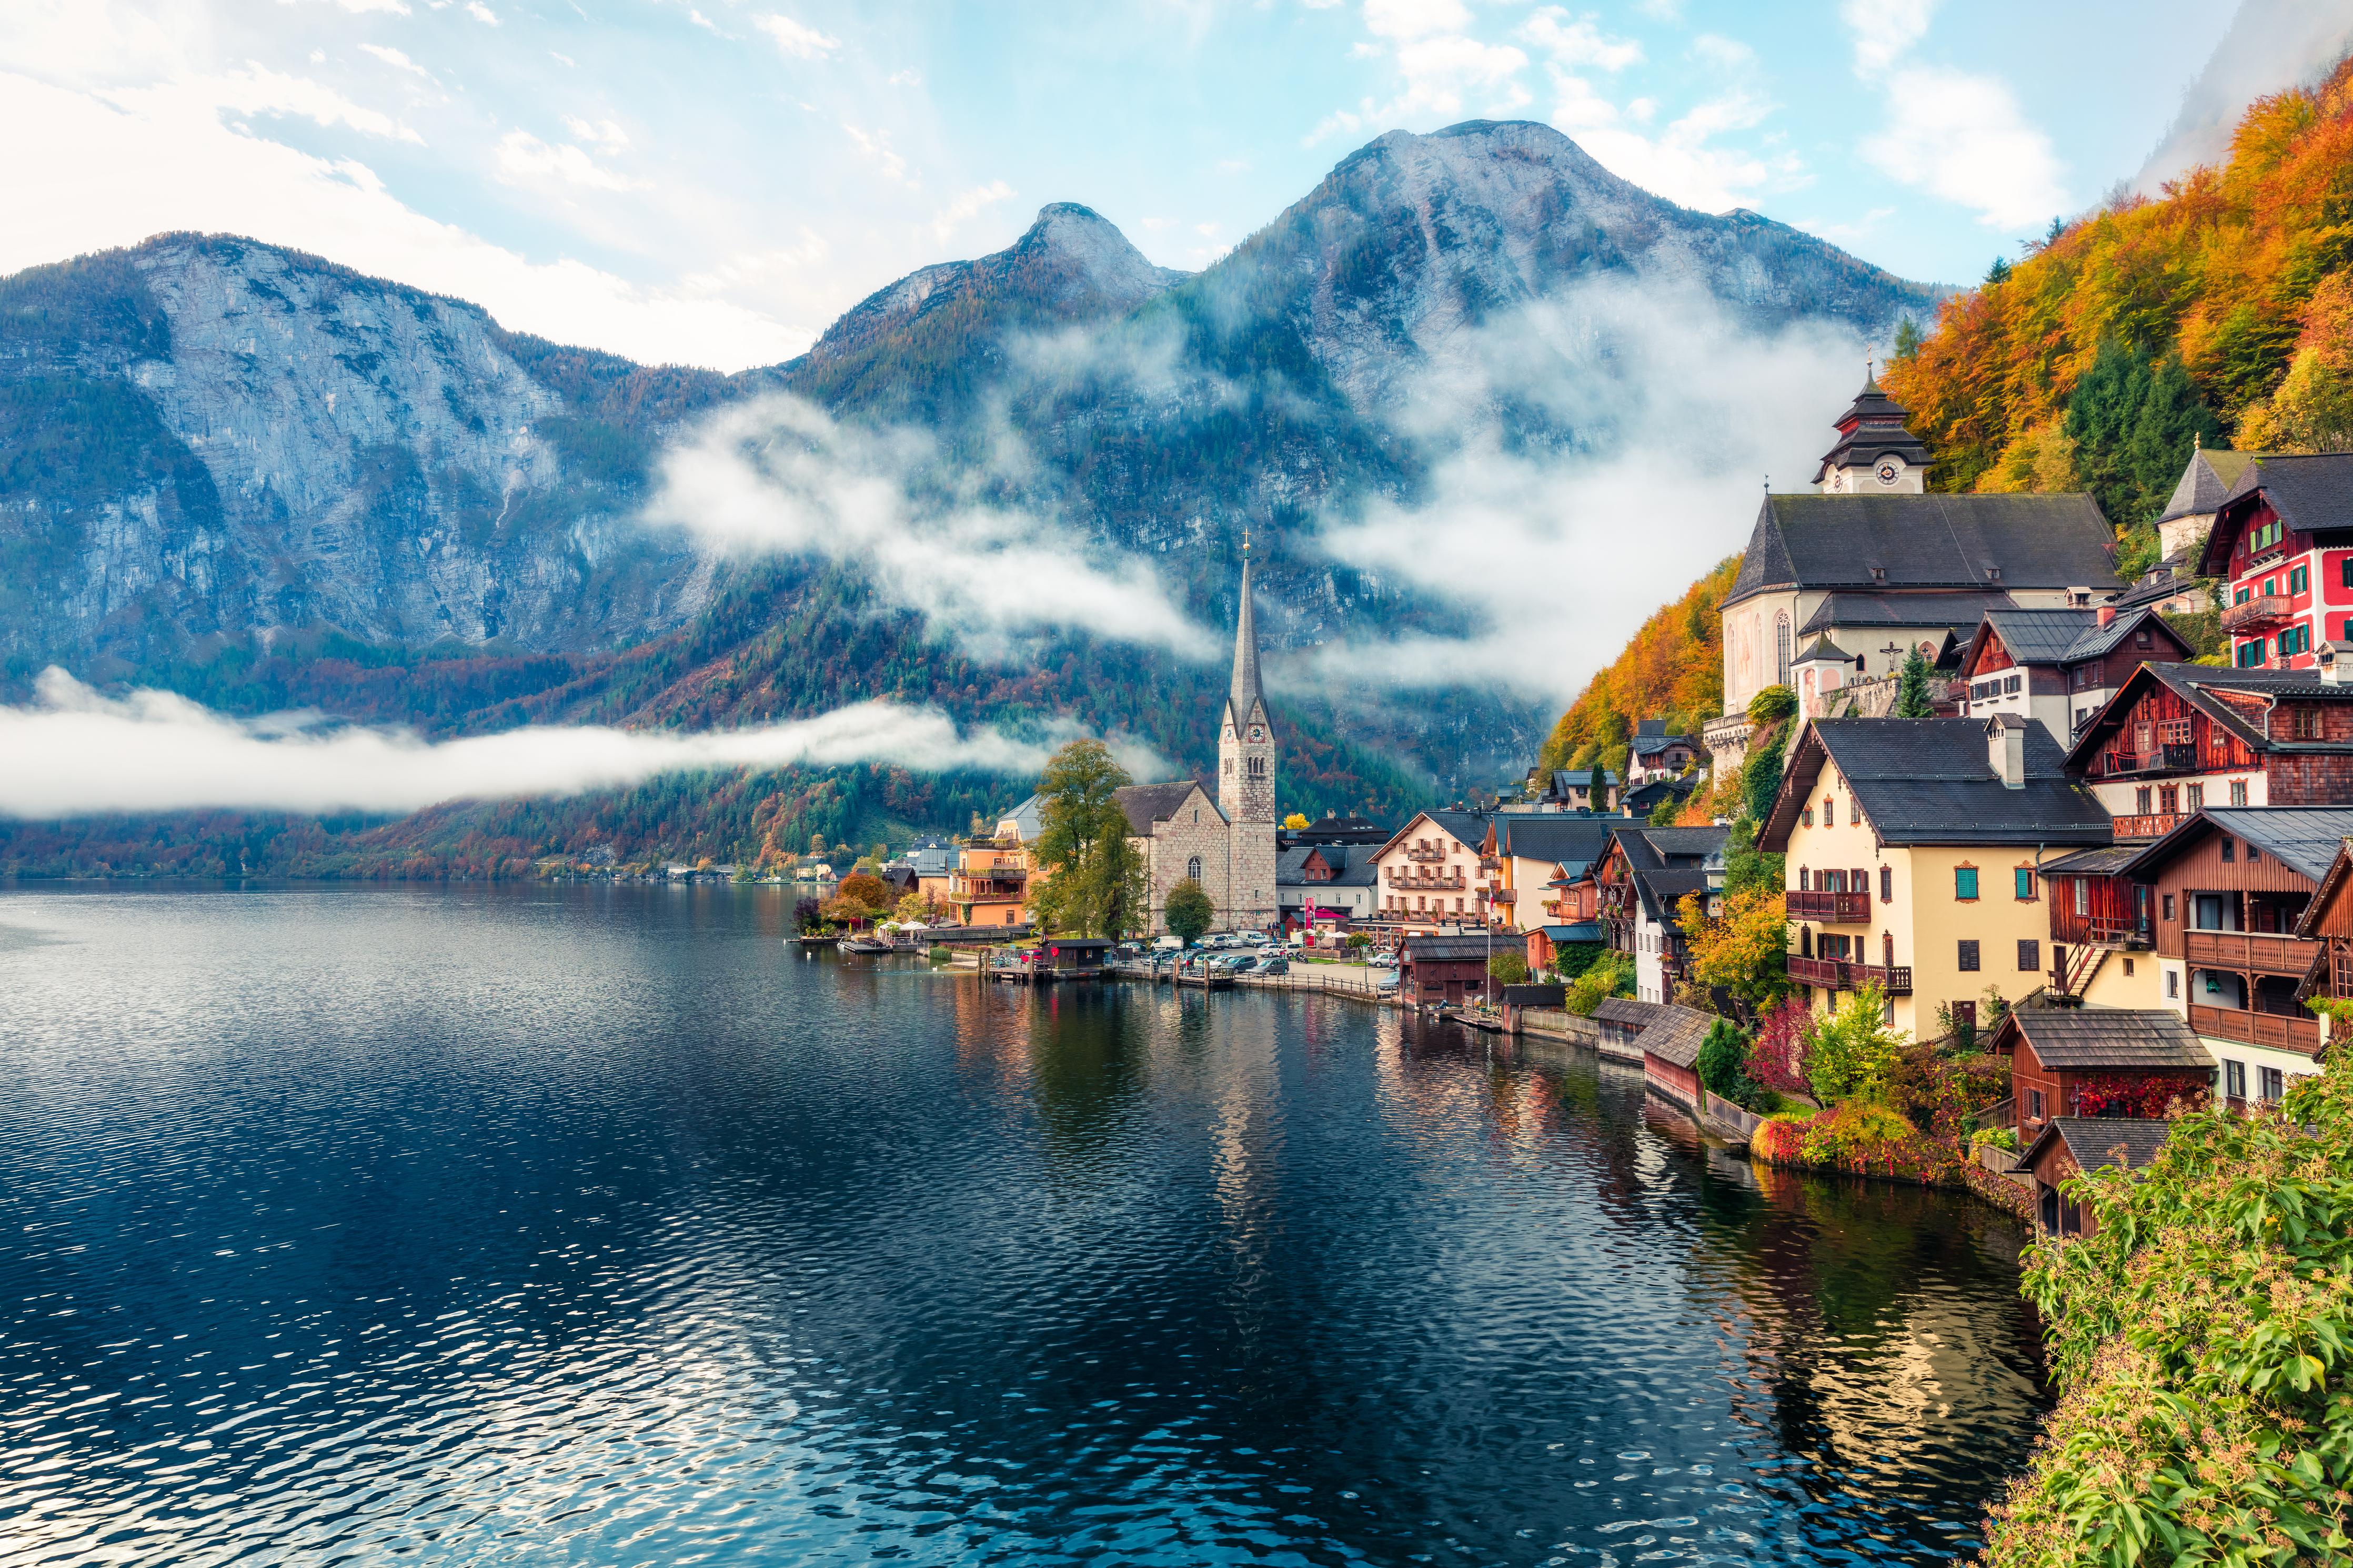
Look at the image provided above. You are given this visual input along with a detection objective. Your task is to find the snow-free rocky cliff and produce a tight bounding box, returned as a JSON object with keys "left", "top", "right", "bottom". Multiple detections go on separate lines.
{"left": 0, "top": 122, "right": 1937, "bottom": 695}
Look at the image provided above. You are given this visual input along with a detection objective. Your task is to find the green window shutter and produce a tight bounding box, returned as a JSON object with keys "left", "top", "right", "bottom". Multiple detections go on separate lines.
{"left": 1955, "top": 866, "right": 1978, "bottom": 900}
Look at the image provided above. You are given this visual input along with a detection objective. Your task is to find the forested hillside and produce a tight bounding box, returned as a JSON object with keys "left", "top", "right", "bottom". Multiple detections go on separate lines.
{"left": 1884, "top": 56, "right": 2353, "bottom": 573}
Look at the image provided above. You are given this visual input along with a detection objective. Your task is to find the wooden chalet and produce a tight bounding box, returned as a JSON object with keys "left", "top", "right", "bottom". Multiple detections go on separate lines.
{"left": 1401, "top": 933, "right": 1501, "bottom": 1006}
{"left": 2019, "top": 1118, "right": 2172, "bottom": 1237}
{"left": 1984, "top": 1008, "right": 2212, "bottom": 1142}
{"left": 1951, "top": 605, "right": 2193, "bottom": 745}
{"left": 2113, "top": 806, "right": 2352, "bottom": 1099}
{"left": 2195, "top": 452, "right": 2353, "bottom": 672}
{"left": 1578, "top": 996, "right": 1713, "bottom": 1102}
{"left": 1594, "top": 825, "right": 1727, "bottom": 1006}
{"left": 2292, "top": 836, "right": 2353, "bottom": 1044}
{"left": 2064, "top": 662, "right": 2353, "bottom": 841}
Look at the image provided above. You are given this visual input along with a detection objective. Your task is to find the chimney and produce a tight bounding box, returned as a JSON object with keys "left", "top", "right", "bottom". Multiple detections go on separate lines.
{"left": 2321, "top": 642, "right": 2348, "bottom": 685}
{"left": 1987, "top": 715, "right": 2025, "bottom": 789}
{"left": 2096, "top": 605, "right": 2116, "bottom": 628}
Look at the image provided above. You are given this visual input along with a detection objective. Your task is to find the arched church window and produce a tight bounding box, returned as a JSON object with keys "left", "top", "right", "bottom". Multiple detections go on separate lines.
{"left": 1187, "top": 856, "right": 1202, "bottom": 881}
{"left": 1775, "top": 611, "right": 1792, "bottom": 686}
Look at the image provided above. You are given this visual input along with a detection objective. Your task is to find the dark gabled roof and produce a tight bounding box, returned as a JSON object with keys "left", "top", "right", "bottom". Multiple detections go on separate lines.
{"left": 1403, "top": 934, "right": 1505, "bottom": 963}
{"left": 2158, "top": 448, "right": 2259, "bottom": 524}
{"left": 1593, "top": 997, "right": 1658, "bottom": 1027}
{"left": 1543, "top": 769, "right": 1619, "bottom": 793}
{"left": 2040, "top": 844, "right": 2145, "bottom": 876}
{"left": 1637, "top": 1004, "right": 1717, "bottom": 1069}
{"left": 1801, "top": 590, "right": 2019, "bottom": 634}
{"left": 2023, "top": 1117, "right": 2174, "bottom": 1175}
{"left": 1627, "top": 825, "right": 1731, "bottom": 862}
{"left": 2064, "top": 663, "right": 2353, "bottom": 772}
{"left": 1725, "top": 492, "right": 2118, "bottom": 610}
{"left": 1628, "top": 727, "right": 1695, "bottom": 756}
{"left": 1278, "top": 844, "right": 1379, "bottom": 887}
{"left": 1976, "top": 608, "right": 2096, "bottom": 665}
{"left": 1375, "top": 808, "right": 1491, "bottom": 862}
{"left": 2060, "top": 606, "right": 2189, "bottom": 663}
{"left": 1635, "top": 719, "right": 1670, "bottom": 737}
{"left": 1794, "top": 631, "right": 1852, "bottom": 664}
{"left": 1993, "top": 1008, "right": 2214, "bottom": 1070}
{"left": 1539, "top": 922, "right": 1603, "bottom": 942}
{"left": 1631, "top": 866, "right": 1710, "bottom": 926}
{"left": 1113, "top": 781, "right": 1217, "bottom": 835}
{"left": 2199, "top": 453, "right": 2353, "bottom": 574}
{"left": 1494, "top": 815, "right": 1616, "bottom": 866}
{"left": 1623, "top": 777, "right": 1698, "bottom": 813}
{"left": 2117, "top": 806, "right": 2353, "bottom": 886}
{"left": 1762, "top": 719, "right": 2111, "bottom": 851}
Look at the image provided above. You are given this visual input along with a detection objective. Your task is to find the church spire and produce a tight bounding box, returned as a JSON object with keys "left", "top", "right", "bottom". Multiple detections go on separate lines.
{"left": 1228, "top": 535, "right": 1264, "bottom": 729}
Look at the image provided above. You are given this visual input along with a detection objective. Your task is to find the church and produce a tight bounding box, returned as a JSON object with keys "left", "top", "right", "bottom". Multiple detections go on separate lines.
{"left": 1111, "top": 552, "right": 1281, "bottom": 934}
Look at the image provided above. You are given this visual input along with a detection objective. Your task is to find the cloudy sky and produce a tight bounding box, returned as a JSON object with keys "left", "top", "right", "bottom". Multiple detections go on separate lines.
{"left": 0, "top": 1, "right": 2262, "bottom": 370}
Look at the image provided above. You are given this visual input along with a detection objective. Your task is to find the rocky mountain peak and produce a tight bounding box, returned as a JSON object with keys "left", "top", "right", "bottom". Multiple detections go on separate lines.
{"left": 1012, "top": 203, "right": 1188, "bottom": 311}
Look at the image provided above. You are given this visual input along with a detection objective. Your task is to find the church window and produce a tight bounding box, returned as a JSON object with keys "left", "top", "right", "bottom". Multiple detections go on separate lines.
{"left": 1775, "top": 612, "right": 1792, "bottom": 686}
{"left": 1187, "top": 856, "right": 1202, "bottom": 881}
{"left": 1224, "top": 759, "right": 1233, "bottom": 774}
{"left": 1248, "top": 756, "right": 1266, "bottom": 776}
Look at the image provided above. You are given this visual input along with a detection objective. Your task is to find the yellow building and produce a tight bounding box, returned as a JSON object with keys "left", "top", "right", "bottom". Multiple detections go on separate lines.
{"left": 949, "top": 837, "right": 1033, "bottom": 928}
{"left": 1760, "top": 715, "right": 2113, "bottom": 1041}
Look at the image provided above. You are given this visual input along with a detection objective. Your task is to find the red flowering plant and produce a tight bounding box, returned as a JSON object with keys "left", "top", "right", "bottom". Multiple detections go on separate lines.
{"left": 1746, "top": 996, "right": 1812, "bottom": 1097}
{"left": 2065, "top": 1074, "right": 2208, "bottom": 1119}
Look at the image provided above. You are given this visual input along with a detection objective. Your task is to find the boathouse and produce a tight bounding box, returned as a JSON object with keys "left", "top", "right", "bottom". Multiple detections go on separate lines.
{"left": 1401, "top": 934, "right": 1501, "bottom": 1005}
{"left": 2018, "top": 1117, "right": 2171, "bottom": 1237}
{"left": 1984, "top": 1008, "right": 2213, "bottom": 1141}
{"left": 1037, "top": 938, "right": 1113, "bottom": 977}
{"left": 1592, "top": 996, "right": 1655, "bottom": 1063}
{"left": 1635, "top": 1004, "right": 1714, "bottom": 1109}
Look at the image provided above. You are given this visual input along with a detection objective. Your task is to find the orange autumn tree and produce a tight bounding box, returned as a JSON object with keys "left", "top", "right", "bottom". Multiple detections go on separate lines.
{"left": 1884, "top": 59, "right": 2353, "bottom": 502}
{"left": 1539, "top": 555, "right": 1738, "bottom": 780}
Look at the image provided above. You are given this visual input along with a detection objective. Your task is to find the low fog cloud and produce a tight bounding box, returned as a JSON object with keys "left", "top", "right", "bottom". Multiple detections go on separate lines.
{"left": 1310, "top": 277, "right": 1874, "bottom": 702}
{"left": 2136, "top": 0, "right": 2353, "bottom": 194}
{"left": 0, "top": 670, "right": 1112, "bottom": 820}
{"left": 643, "top": 394, "right": 1215, "bottom": 660}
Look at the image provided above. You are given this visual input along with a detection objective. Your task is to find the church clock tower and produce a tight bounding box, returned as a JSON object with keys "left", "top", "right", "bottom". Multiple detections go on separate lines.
{"left": 1814, "top": 366, "right": 1932, "bottom": 493}
{"left": 1218, "top": 542, "right": 1279, "bottom": 929}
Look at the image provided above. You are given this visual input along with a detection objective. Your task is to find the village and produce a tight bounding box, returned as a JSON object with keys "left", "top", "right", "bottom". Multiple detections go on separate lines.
{"left": 786, "top": 376, "right": 2353, "bottom": 1245}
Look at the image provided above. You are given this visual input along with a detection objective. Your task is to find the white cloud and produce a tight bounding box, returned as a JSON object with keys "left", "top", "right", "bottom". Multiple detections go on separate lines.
{"left": 642, "top": 396, "right": 1217, "bottom": 661}
{"left": 0, "top": 70, "right": 803, "bottom": 370}
{"left": 1838, "top": 0, "right": 2064, "bottom": 230}
{"left": 931, "top": 179, "right": 1013, "bottom": 240}
{"left": 283, "top": 0, "right": 410, "bottom": 13}
{"left": 1546, "top": 71, "right": 1795, "bottom": 213}
{"left": 1520, "top": 8, "right": 1641, "bottom": 72}
{"left": 1363, "top": 0, "right": 1470, "bottom": 41}
{"left": 214, "top": 62, "right": 424, "bottom": 144}
{"left": 564, "top": 115, "right": 630, "bottom": 149}
{"left": 0, "top": 670, "right": 1058, "bottom": 819}
{"left": 1309, "top": 278, "right": 1868, "bottom": 700}
{"left": 466, "top": 2, "right": 499, "bottom": 24}
{"left": 755, "top": 13, "right": 840, "bottom": 60}
{"left": 496, "top": 129, "right": 639, "bottom": 191}
{"left": 888, "top": 67, "right": 922, "bottom": 86}
{"left": 840, "top": 121, "right": 912, "bottom": 186}
{"left": 1863, "top": 66, "right": 2067, "bottom": 229}
{"left": 359, "top": 44, "right": 433, "bottom": 80}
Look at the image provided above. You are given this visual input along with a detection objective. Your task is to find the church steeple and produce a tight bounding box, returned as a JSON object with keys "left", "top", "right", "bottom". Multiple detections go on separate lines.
{"left": 1218, "top": 538, "right": 1275, "bottom": 830}
{"left": 1814, "top": 364, "right": 1932, "bottom": 493}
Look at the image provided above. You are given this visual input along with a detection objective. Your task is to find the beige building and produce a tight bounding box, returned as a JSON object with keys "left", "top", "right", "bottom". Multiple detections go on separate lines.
{"left": 1370, "top": 810, "right": 1491, "bottom": 932}
{"left": 1761, "top": 715, "right": 2113, "bottom": 1041}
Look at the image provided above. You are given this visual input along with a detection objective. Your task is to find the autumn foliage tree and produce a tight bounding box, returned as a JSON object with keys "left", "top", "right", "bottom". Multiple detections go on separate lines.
{"left": 1676, "top": 885, "right": 1790, "bottom": 1018}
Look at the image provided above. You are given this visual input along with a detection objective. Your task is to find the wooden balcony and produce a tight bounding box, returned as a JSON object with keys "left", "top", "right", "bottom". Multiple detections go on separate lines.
{"left": 1485, "top": 887, "right": 1516, "bottom": 905}
{"left": 1389, "top": 871, "right": 1465, "bottom": 891}
{"left": 1786, "top": 956, "right": 1913, "bottom": 994}
{"left": 1404, "top": 845, "right": 1448, "bottom": 862}
{"left": 2103, "top": 744, "right": 2199, "bottom": 776}
{"left": 1787, "top": 888, "right": 1871, "bottom": 923}
{"left": 2221, "top": 594, "right": 2295, "bottom": 633}
{"left": 2189, "top": 1003, "right": 2322, "bottom": 1055}
{"left": 2110, "top": 812, "right": 2187, "bottom": 841}
{"left": 2185, "top": 929, "right": 2320, "bottom": 977}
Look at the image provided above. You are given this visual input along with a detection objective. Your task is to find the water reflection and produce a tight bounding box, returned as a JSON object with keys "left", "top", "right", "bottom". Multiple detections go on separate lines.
{"left": 0, "top": 885, "right": 2044, "bottom": 1565}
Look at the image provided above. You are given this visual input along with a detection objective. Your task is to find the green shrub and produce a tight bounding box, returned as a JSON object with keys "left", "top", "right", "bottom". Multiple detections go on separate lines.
{"left": 1803, "top": 985, "right": 1907, "bottom": 1105}
{"left": 1487, "top": 949, "right": 1530, "bottom": 986}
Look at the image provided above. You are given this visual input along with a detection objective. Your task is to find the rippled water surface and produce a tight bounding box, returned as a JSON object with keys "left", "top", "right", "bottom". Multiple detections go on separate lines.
{"left": 0, "top": 885, "right": 2047, "bottom": 1565}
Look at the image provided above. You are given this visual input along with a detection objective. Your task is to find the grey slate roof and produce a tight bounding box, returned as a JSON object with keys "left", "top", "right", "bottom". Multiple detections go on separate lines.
{"left": 1801, "top": 590, "right": 2019, "bottom": 634}
{"left": 2221, "top": 452, "right": 2353, "bottom": 534}
{"left": 2060, "top": 606, "right": 2185, "bottom": 663}
{"left": 1113, "top": 781, "right": 1218, "bottom": 836}
{"left": 1403, "top": 934, "right": 1505, "bottom": 964}
{"left": 1276, "top": 844, "right": 1380, "bottom": 887}
{"left": 1540, "top": 922, "right": 1603, "bottom": 942}
{"left": 1637, "top": 1004, "right": 1717, "bottom": 1069}
{"left": 1726, "top": 491, "right": 2119, "bottom": 610}
{"left": 2040, "top": 844, "right": 2145, "bottom": 876}
{"left": 2157, "top": 448, "right": 2258, "bottom": 524}
{"left": 2004, "top": 1008, "right": 2214, "bottom": 1070}
{"left": 1227, "top": 555, "right": 1266, "bottom": 731}
{"left": 1495, "top": 815, "right": 1616, "bottom": 867}
{"left": 1593, "top": 997, "right": 1658, "bottom": 1027}
{"left": 1765, "top": 718, "right": 2111, "bottom": 850}
{"left": 1625, "top": 825, "right": 1732, "bottom": 863}
{"left": 2121, "top": 806, "right": 2353, "bottom": 885}
{"left": 1631, "top": 866, "right": 1710, "bottom": 926}
{"left": 1794, "top": 631, "right": 1853, "bottom": 664}
{"left": 1979, "top": 608, "right": 2097, "bottom": 664}
{"left": 996, "top": 794, "right": 1046, "bottom": 843}
{"left": 2025, "top": 1117, "right": 2174, "bottom": 1175}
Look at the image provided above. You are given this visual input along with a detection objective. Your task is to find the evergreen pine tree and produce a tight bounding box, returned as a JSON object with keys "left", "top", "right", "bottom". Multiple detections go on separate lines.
{"left": 1895, "top": 646, "right": 1936, "bottom": 717}
{"left": 1588, "top": 762, "right": 1608, "bottom": 813}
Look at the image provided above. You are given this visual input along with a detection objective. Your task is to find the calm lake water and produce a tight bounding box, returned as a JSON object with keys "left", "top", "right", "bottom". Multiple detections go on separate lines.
{"left": 0, "top": 885, "right": 2047, "bottom": 1566}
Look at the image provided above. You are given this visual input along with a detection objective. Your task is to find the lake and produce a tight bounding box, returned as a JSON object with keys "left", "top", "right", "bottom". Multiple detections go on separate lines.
{"left": 0, "top": 884, "right": 2046, "bottom": 1565}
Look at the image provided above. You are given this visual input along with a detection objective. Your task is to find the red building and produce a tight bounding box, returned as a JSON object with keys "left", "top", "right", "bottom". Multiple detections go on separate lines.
{"left": 1984, "top": 1008, "right": 2213, "bottom": 1142}
{"left": 2196, "top": 454, "right": 2353, "bottom": 671}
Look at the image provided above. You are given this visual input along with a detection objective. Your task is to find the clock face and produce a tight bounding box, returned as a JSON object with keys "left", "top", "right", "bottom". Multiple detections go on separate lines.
{"left": 1250, "top": 726, "right": 1264, "bottom": 742}
{"left": 1876, "top": 460, "right": 1901, "bottom": 483}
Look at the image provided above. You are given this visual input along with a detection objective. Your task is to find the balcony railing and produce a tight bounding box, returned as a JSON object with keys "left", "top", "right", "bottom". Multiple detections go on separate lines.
{"left": 2185, "top": 929, "right": 2320, "bottom": 977}
{"left": 1404, "top": 845, "right": 1447, "bottom": 862}
{"left": 1786, "top": 956, "right": 1913, "bottom": 994}
{"left": 2189, "top": 1003, "right": 2322, "bottom": 1054}
{"left": 1787, "top": 888, "right": 1872, "bottom": 923}
{"left": 2221, "top": 594, "right": 2295, "bottom": 633}
{"left": 1388, "top": 871, "right": 1465, "bottom": 891}
{"left": 1485, "top": 888, "right": 1516, "bottom": 904}
{"left": 2110, "top": 812, "right": 2187, "bottom": 841}
{"left": 2104, "top": 744, "right": 2199, "bottom": 776}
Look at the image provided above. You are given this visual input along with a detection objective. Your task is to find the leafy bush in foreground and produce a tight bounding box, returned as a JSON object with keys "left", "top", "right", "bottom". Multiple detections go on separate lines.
{"left": 1979, "top": 1049, "right": 2353, "bottom": 1566}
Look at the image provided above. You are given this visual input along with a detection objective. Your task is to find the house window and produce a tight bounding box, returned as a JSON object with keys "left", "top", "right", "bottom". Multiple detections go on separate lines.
{"left": 1187, "top": 855, "right": 1202, "bottom": 881}
{"left": 2230, "top": 779, "right": 2249, "bottom": 806}
{"left": 1801, "top": 806, "right": 1813, "bottom": 826}
{"left": 2292, "top": 563, "right": 2310, "bottom": 595}
{"left": 2226, "top": 1060, "right": 2245, "bottom": 1100}
{"left": 1957, "top": 939, "right": 1980, "bottom": 972}
{"left": 2166, "top": 968, "right": 2179, "bottom": 998}
{"left": 2015, "top": 867, "right": 2036, "bottom": 901}
{"left": 2260, "top": 1066, "right": 2285, "bottom": 1101}
{"left": 2295, "top": 707, "right": 2321, "bottom": 739}
{"left": 2221, "top": 836, "right": 2235, "bottom": 863}
{"left": 2159, "top": 785, "right": 2179, "bottom": 814}
{"left": 1248, "top": 755, "right": 1267, "bottom": 776}
{"left": 2018, "top": 939, "right": 2040, "bottom": 972}
{"left": 2027, "top": 1088, "right": 2045, "bottom": 1120}
{"left": 1824, "top": 795, "right": 1835, "bottom": 820}
{"left": 2239, "top": 640, "right": 2265, "bottom": 667}
{"left": 2074, "top": 878, "right": 2089, "bottom": 915}
{"left": 2186, "top": 783, "right": 2204, "bottom": 810}
{"left": 2342, "top": 555, "right": 2353, "bottom": 590}
{"left": 1849, "top": 799, "right": 1861, "bottom": 825}
{"left": 1776, "top": 611, "right": 1792, "bottom": 686}
{"left": 2281, "top": 624, "right": 2312, "bottom": 657}
{"left": 1879, "top": 866, "right": 1892, "bottom": 902}
{"left": 2135, "top": 786, "right": 2153, "bottom": 814}
{"left": 1798, "top": 866, "right": 1811, "bottom": 891}
{"left": 2124, "top": 958, "right": 2135, "bottom": 976}
{"left": 1955, "top": 866, "right": 1979, "bottom": 901}
{"left": 2163, "top": 893, "right": 2176, "bottom": 921}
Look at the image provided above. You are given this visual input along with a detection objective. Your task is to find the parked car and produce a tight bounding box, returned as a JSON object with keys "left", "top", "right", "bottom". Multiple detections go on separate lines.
{"left": 1374, "top": 970, "right": 1401, "bottom": 992}
{"left": 1254, "top": 956, "right": 1289, "bottom": 975}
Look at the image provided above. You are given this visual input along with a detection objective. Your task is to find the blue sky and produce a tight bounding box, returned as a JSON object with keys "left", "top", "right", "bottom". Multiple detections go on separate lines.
{"left": 0, "top": 1, "right": 2263, "bottom": 370}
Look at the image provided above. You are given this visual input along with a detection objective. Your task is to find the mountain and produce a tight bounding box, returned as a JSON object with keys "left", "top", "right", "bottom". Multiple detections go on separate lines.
{"left": 0, "top": 120, "right": 1938, "bottom": 869}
